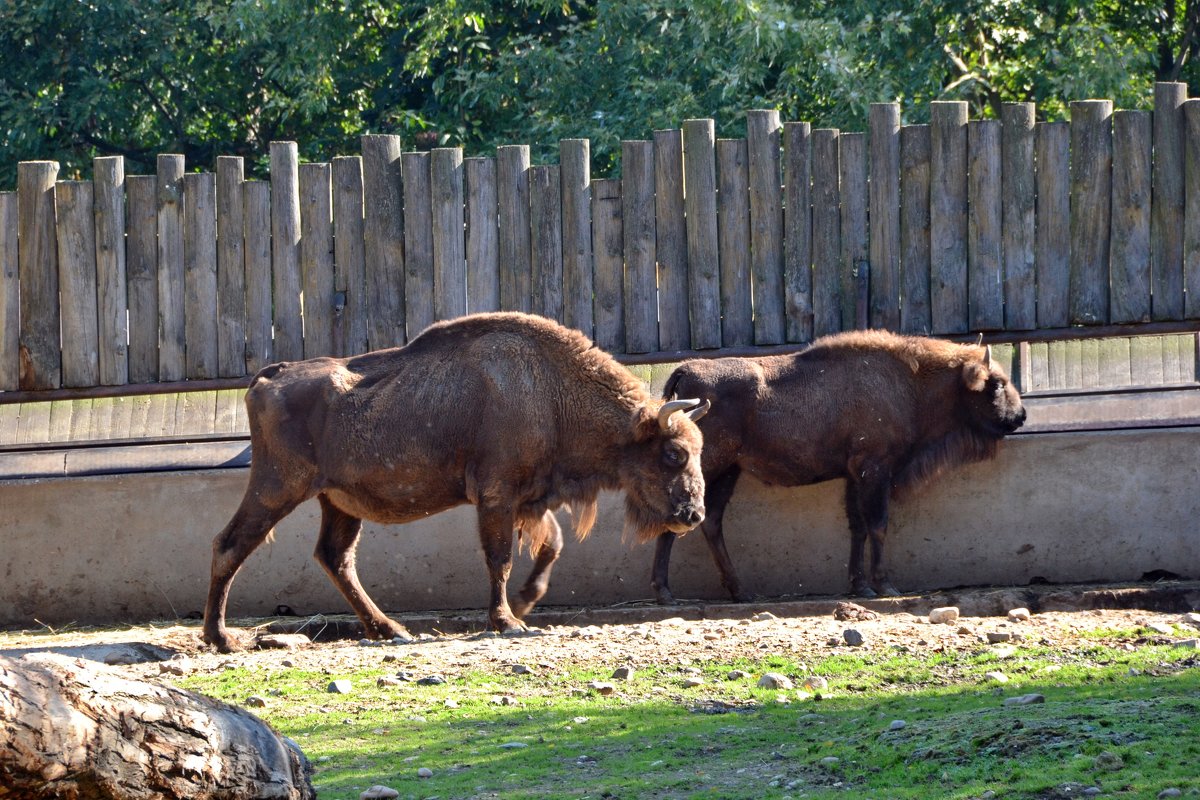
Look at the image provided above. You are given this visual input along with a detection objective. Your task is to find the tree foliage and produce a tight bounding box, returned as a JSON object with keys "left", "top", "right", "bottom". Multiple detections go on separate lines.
{"left": 1, "top": 0, "right": 1197, "bottom": 185}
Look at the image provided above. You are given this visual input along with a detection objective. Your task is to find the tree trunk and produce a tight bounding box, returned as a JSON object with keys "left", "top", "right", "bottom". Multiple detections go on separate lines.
{"left": 0, "top": 653, "right": 315, "bottom": 799}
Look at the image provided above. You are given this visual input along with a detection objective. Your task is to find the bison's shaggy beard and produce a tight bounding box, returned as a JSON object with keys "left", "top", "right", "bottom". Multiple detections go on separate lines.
{"left": 623, "top": 495, "right": 679, "bottom": 544}
{"left": 892, "top": 427, "right": 1000, "bottom": 500}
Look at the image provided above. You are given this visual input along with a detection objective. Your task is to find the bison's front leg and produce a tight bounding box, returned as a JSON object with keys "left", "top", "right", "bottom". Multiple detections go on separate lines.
{"left": 477, "top": 504, "right": 527, "bottom": 633}
{"left": 650, "top": 532, "right": 680, "bottom": 604}
{"left": 510, "top": 511, "right": 563, "bottom": 620}
{"left": 844, "top": 467, "right": 900, "bottom": 598}
{"left": 314, "top": 496, "right": 412, "bottom": 641}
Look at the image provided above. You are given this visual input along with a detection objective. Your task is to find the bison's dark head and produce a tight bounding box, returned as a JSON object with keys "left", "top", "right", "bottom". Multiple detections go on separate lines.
{"left": 961, "top": 346, "right": 1026, "bottom": 437}
{"left": 620, "top": 397, "right": 710, "bottom": 542}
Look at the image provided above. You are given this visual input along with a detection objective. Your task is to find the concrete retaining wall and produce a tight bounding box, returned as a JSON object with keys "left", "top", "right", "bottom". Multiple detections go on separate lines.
{"left": 2, "top": 427, "right": 1198, "bottom": 628}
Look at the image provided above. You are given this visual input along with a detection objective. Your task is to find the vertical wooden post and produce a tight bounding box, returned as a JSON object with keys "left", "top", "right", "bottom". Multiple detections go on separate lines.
{"left": 299, "top": 162, "right": 334, "bottom": 358}
{"left": 899, "top": 125, "right": 931, "bottom": 334}
{"left": 431, "top": 147, "right": 467, "bottom": 322}
{"left": 811, "top": 129, "right": 841, "bottom": 338}
{"left": 560, "top": 139, "right": 593, "bottom": 336}
{"left": 654, "top": 128, "right": 689, "bottom": 351}
{"left": 591, "top": 178, "right": 624, "bottom": 352}
{"left": 683, "top": 120, "right": 721, "bottom": 349}
{"left": 783, "top": 121, "right": 812, "bottom": 343}
{"left": 55, "top": 181, "right": 100, "bottom": 388}
{"left": 1152, "top": 82, "right": 1186, "bottom": 320}
{"left": 183, "top": 172, "right": 218, "bottom": 378}
{"left": 497, "top": 145, "right": 532, "bottom": 313}
{"left": 1035, "top": 122, "right": 1070, "bottom": 328}
{"left": 156, "top": 154, "right": 185, "bottom": 381}
{"left": 930, "top": 101, "right": 969, "bottom": 334}
{"left": 332, "top": 155, "right": 368, "bottom": 357}
{"left": 622, "top": 140, "right": 658, "bottom": 354}
{"left": 125, "top": 175, "right": 158, "bottom": 383}
{"left": 1001, "top": 103, "right": 1036, "bottom": 330}
{"left": 869, "top": 103, "right": 901, "bottom": 331}
{"left": 747, "top": 110, "right": 785, "bottom": 344}
{"left": 1184, "top": 100, "right": 1200, "bottom": 319}
{"left": 1110, "top": 110, "right": 1152, "bottom": 324}
{"left": 215, "top": 156, "right": 246, "bottom": 377}
{"left": 967, "top": 120, "right": 1003, "bottom": 331}
{"left": 361, "top": 134, "right": 406, "bottom": 349}
{"left": 716, "top": 138, "right": 752, "bottom": 346}
{"left": 94, "top": 157, "right": 128, "bottom": 386}
{"left": 403, "top": 151, "right": 434, "bottom": 336}
{"left": 465, "top": 156, "right": 500, "bottom": 314}
{"left": 0, "top": 192, "right": 16, "bottom": 390}
{"left": 529, "top": 163, "right": 563, "bottom": 322}
{"left": 243, "top": 181, "right": 273, "bottom": 372}
{"left": 1069, "top": 100, "right": 1112, "bottom": 325}
{"left": 270, "top": 142, "right": 303, "bottom": 360}
{"left": 839, "top": 133, "right": 868, "bottom": 330}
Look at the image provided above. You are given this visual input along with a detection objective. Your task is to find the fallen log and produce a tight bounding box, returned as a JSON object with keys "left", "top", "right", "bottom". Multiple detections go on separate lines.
{"left": 0, "top": 653, "right": 314, "bottom": 799}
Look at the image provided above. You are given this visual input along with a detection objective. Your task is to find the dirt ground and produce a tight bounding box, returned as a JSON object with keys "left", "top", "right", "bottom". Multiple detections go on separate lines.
{"left": 2, "top": 582, "right": 1198, "bottom": 681}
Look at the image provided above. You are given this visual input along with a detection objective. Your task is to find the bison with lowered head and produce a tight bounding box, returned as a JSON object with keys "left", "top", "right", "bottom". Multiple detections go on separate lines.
{"left": 650, "top": 330, "right": 1025, "bottom": 604}
{"left": 203, "top": 312, "right": 709, "bottom": 652}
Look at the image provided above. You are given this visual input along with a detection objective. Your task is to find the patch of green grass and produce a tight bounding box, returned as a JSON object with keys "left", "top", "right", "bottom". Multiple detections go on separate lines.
{"left": 179, "top": 641, "right": 1200, "bottom": 800}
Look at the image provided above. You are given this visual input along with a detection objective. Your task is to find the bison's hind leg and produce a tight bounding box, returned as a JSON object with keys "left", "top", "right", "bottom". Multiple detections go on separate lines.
{"left": 844, "top": 467, "right": 900, "bottom": 598}
{"left": 313, "top": 495, "right": 411, "bottom": 642}
{"left": 510, "top": 511, "right": 564, "bottom": 620}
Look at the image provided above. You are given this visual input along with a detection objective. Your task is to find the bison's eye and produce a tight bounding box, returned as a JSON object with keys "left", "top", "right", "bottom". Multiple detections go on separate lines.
{"left": 663, "top": 445, "right": 687, "bottom": 467}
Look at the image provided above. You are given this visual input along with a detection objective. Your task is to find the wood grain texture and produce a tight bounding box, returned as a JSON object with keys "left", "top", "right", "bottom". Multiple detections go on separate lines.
{"left": 899, "top": 125, "right": 932, "bottom": 334}
{"left": 591, "top": 178, "right": 624, "bottom": 352}
{"left": 125, "top": 175, "right": 158, "bottom": 383}
{"left": 967, "top": 120, "right": 1003, "bottom": 331}
{"left": 497, "top": 145, "right": 532, "bottom": 313}
{"left": 0, "top": 193, "right": 16, "bottom": 390}
{"left": 403, "top": 151, "right": 435, "bottom": 336}
{"left": 93, "top": 156, "right": 129, "bottom": 385}
{"left": 1069, "top": 101, "right": 1113, "bottom": 325}
{"left": 529, "top": 163, "right": 563, "bottom": 321}
{"left": 1186, "top": 100, "right": 1200, "bottom": 319}
{"left": 360, "top": 134, "right": 406, "bottom": 349}
{"left": 622, "top": 140, "right": 658, "bottom": 354}
{"left": 431, "top": 147, "right": 467, "bottom": 321}
{"left": 839, "top": 132, "right": 868, "bottom": 330}
{"left": 1110, "top": 110, "right": 1152, "bottom": 324}
{"left": 559, "top": 140, "right": 593, "bottom": 335}
{"left": 746, "top": 110, "right": 785, "bottom": 344}
{"left": 299, "top": 162, "right": 334, "bottom": 357}
{"left": 930, "top": 102, "right": 969, "bottom": 334}
{"left": 465, "top": 157, "right": 500, "bottom": 314}
{"left": 332, "top": 156, "right": 369, "bottom": 357}
{"left": 242, "top": 181, "right": 273, "bottom": 372}
{"left": 183, "top": 172, "right": 218, "bottom": 379}
{"left": 782, "top": 121, "right": 813, "bottom": 343}
{"left": 683, "top": 121, "right": 721, "bottom": 349}
{"left": 215, "top": 157, "right": 246, "bottom": 377}
{"left": 157, "top": 155, "right": 186, "bottom": 381}
{"left": 270, "top": 143, "right": 303, "bottom": 360}
{"left": 811, "top": 130, "right": 841, "bottom": 338}
{"left": 1152, "top": 82, "right": 1186, "bottom": 320}
{"left": 654, "top": 129, "right": 689, "bottom": 351}
{"left": 717, "top": 138, "right": 753, "bottom": 346}
{"left": 1001, "top": 103, "right": 1036, "bottom": 330}
{"left": 1036, "top": 122, "right": 1070, "bottom": 328}
{"left": 869, "top": 103, "right": 901, "bottom": 331}
{"left": 55, "top": 181, "right": 100, "bottom": 388}
{"left": 20, "top": 162, "right": 63, "bottom": 390}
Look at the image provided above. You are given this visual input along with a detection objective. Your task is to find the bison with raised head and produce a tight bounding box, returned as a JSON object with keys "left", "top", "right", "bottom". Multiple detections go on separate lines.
{"left": 203, "top": 312, "right": 709, "bottom": 652}
{"left": 650, "top": 330, "right": 1025, "bottom": 604}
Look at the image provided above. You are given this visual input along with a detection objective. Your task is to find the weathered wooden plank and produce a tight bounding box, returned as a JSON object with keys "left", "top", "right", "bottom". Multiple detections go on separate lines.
{"left": 1153, "top": 82, "right": 1187, "bottom": 320}
{"left": 403, "top": 151, "right": 435, "bottom": 336}
{"left": 142, "top": 394, "right": 174, "bottom": 438}
{"left": 106, "top": 395, "right": 134, "bottom": 440}
{"left": 174, "top": 390, "right": 216, "bottom": 435}
{"left": 747, "top": 110, "right": 785, "bottom": 344}
{"left": 654, "top": 129, "right": 689, "bottom": 351}
{"left": 88, "top": 396, "right": 115, "bottom": 441}
{"left": 497, "top": 145, "right": 532, "bottom": 313}
{"left": 0, "top": 193, "right": 15, "bottom": 390}
{"left": 214, "top": 388, "right": 241, "bottom": 435}
{"left": 900, "top": 125, "right": 932, "bottom": 335}
{"left": 0, "top": 404, "right": 17, "bottom": 445}
{"left": 622, "top": 140, "right": 658, "bottom": 354}
{"left": 716, "top": 138, "right": 753, "bottom": 346}
{"left": 183, "top": 172, "right": 218, "bottom": 379}
{"left": 360, "top": 134, "right": 406, "bottom": 349}
{"left": 1110, "top": 110, "right": 1152, "bottom": 324}
{"left": 681, "top": 121, "right": 720, "bottom": 348}
{"left": 332, "top": 156, "right": 368, "bottom": 357}
{"left": 93, "top": 157, "right": 128, "bottom": 386}
{"left": 126, "top": 394, "right": 153, "bottom": 438}
{"left": 298, "top": 163, "right": 335, "bottom": 358}
{"left": 1079, "top": 338, "right": 1101, "bottom": 389}
{"left": 125, "top": 175, "right": 158, "bottom": 383}
{"left": 839, "top": 132, "right": 868, "bottom": 330}
{"left": 16, "top": 401, "right": 52, "bottom": 445}
{"left": 560, "top": 140, "right": 593, "bottom": 335}
{"left": 1036, "top": 122, "right": 1071, "bottom": 329}
{"left": 968, "top": 120, "right": 1004, "bottom": 331}
{"left": 1046, "top": 340, "right": 1068, "bottom": 390}
{"left": 18, "top": 161, "right": 61, "bottom": 390}
{"left": 465, "top": 157, "right": 500, "bottom": 315}
{"left": 782, "top": 121, "right": 812, "bottom": 343}
{"left": 1063, "top": 339, "right": 1083, "bottom": 388}
{"left": 1069, "top": 100, "right": 1112, "bottom": 325}
{"left": 215, "top": 157, "right": 246, "bottom": 377}
{"left": 1130, "top": 335, "right": 1166, "bottom": 385}
{"left": 529, "top": 164, "right": 563, "bottom": 322}
{"left": 811, "top": 130, "right": 841, "bottom": 338}
{"left": 270, "top": 142, "right": 303, "bottom": 360}
{"left": 1184, "top": 100, "right": 1200, "bottom": 319}
{"left": 1001, "top": 103, "right": 1036, "bottom": 330}
{"left": 930, "top": 101, "right": 969, "bottom": 334}
{"left": 869, "top": 103, "right": 901, "bottom": 331}
{"left": 1099, "top": 337, "right": 1132, "bottom": 387}
{"left": 590, "top": 178, "right": 624, "bottom": 352}
{"left": 431, "top": 148, "right": 466, "bottom": 322}
{"left": 1028, "top": 342, "right": 1049, "bottom": 392}
{"left": 67, "top": 398, "right": 92, "bottom": 441}
{"left": 55, "top": 181, "right": 100, "bottom": 388}
{"left": 47, "top": 399, "right": 73, "bottom": 443}
{"left": 156, "top": 155, "right": 186, "bottom": 382}
{"left": 242, "top": 181, "right": 273, "bottom": 373}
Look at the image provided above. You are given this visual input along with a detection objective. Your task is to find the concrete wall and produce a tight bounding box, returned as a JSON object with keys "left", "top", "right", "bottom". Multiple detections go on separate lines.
{"left": 2, "top": 427, "right": 1198, "bottom": 628}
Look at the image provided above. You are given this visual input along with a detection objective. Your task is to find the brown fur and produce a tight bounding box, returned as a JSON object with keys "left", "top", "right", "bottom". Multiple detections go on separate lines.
{"left": 650, "top": 329, "right": 1026, "bottom": 603}
{"left": 203, "top": 312, "right": 707, "bottom": 652}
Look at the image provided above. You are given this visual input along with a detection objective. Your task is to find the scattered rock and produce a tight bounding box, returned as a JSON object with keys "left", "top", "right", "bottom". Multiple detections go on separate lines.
{"left": 417, "top": 767, "right": 433, "bottom": 779}
{"left": 357, "top": 638, "right": 382, "bottom": 648}
{"left": 158, "top": 657, "right": 194, "bottom": 676}
{"left": 1174, "top": 638, "right": 1198, "bottom": 649}
{"left": 327, "top": 680, "right": 352, "bottom": 694}
{"left": 391, "top": 634, "right": 414, "bottom": 645}
{"left": 956, "top": 626, "right": 975, "bottom": 636}
{"left": 752, "top": 612, "right": 778, "bottom": 622}
{"left": 491, "top": 695, "right": 518, "bottom": 706}
{"left": 757, "top": 673, "right": 794, "bottom": 690}
{"left": 588, "top": 681, "right": 616, "bottom": 695}
{"left": 245, "top": 695, "right": 267, "bottom": 708}
{"left": 843, "top": 629, "right": 864, "bottom": 647}
{"left": 509, "top": 664, "right": 533, "bottom": 675}
{"left": 986, "top": 632, "right": 1012, "bottom": 644}
{"left": 727, "top": 669, "right": 751, "bottom": 681}
{"left": 611, "top": 666, "right": 635, "bottom": 680}
{"left": 499, "top": 741, "right": 529, "bottom": 749}
{"left": 417, "top": 675, "right": 446, "bottom": 686}
{"left": 928, "top": 607, "right": 960, "bottom": 625}
{"left": 833, "top": 601, "right": 878, "bottom": 621}
{"left": 820, "top": 756, "right": 840, "bottom": 766}
{"left": 1003, "top": 693, "right": 1045, "bottom": 706}
{"left": 803, "top": 676, "right": 828, "bottom": 692}
{"left": 984, "top": 671, "right": 1009, "bottom": 683}
{"left": 360, "top": 786, "right": 399, "bottom": 799}
{"left": 1180, "top": 612, "right": 1200, "bottom": 629}
{"left": 1146, "top": 622, "right": 1175, "bottom": 635}
{"left": 1007, "top": 608, "right": 1032, "bottom": 622}
{"left": 444, "top": 698, "right": 459, "bottom": 708}
{"left": 888, "top": 720, "right": 906, "bottom": 731}
{"left": 257, "top": 633, "right": 310, "bottom": 650}
{"left": 826, "top": 636, "right": 842, "bottom": 647}
{"left": 1093, "top": 751, "right": 1124, "bottom": 771}
{"left": 682, "top": 677, "right": 705, "bottom": 688}
{"left": 377, "top": 676, "right": 404, "bottom": 688}
{"left": 1158, "top": 790, "right": 1182, "bottom": 799}
{"left": 991, "top": 645, "right": 1017, "bottom": 658}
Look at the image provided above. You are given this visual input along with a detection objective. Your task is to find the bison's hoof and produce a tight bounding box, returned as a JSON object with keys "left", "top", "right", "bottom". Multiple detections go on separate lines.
{"left": 510, "top": 598, "right": 535, "bottom": 619}
{"left": 203, "top": 628, "right": 245, "bottom": 654}
{"left": 731, "top": 591, "right": 756, "bottom": 604}
{"left": 490, "top": 615, "right": 528, "bottom": 635}
{"left": 851, "top": 585, "right": 878, "bottom": 599}
{"left": 875, "top": 584, "right": 901, "bottom": 598}
{"left": 653, "top": 586, "right": 677, "bottom": 605}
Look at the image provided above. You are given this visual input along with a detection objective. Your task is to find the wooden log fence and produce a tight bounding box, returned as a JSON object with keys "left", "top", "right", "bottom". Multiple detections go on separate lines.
{"left": 4, "top": 83, "right": 1200, "bottom": 399}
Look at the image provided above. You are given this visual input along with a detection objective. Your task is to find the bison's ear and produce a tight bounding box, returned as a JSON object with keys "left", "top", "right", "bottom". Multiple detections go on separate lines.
{"left": 631, "top": 404, "right": 661, "bottom": 442}
{"left": 962, "top": 361, "right": 989, "bottom": 392}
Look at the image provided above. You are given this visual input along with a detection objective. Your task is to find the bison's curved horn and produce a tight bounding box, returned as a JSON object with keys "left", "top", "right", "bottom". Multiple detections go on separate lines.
{"left": 658, "top": 398, "right": 706, "bottom": 431}
{"left": 984, "top": 344, "right": 992, "bottom": 368}
{"left": 686, "top": 398, "right": 711, "bottom": 424}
